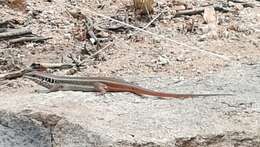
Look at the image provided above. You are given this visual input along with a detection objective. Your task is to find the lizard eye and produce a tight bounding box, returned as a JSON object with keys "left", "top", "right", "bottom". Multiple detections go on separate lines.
{"left": 45, "top": 77, "right": 50, "bottom": 82}
{"left": 26, "top": 73, "right": 37, "bottom": 77}
{"left": 50, "top": 78, "right": 55, "bottom": 83}
{"left": 47, "top": 78, "right": 52, "bottom": 83}
{"left": 30, "top": 74, "right": 36, "bottom": 77}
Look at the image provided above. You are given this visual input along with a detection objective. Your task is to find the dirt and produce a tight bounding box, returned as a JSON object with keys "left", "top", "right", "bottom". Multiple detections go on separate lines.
{"left": 0, "top": 0, "right": 259, "bottom": 93}
{"left": 0, "top": 0, "right": 259, "bottom": 78}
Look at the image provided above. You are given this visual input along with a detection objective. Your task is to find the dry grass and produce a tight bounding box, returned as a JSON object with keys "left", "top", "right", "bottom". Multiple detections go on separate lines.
{"left": 7, "top": 0, "right": 27, "bottom": 11}
{"left": 133, "top": 0, "right": 154, "bottom": 15}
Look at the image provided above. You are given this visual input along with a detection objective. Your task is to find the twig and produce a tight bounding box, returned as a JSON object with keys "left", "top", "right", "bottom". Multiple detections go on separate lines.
{"left": 0, "top": 63, "right": 49, "bottom": 80}
{"left": 174, "top": 6, "right": 230, "bottom": 17}
{"left": 0, "top": 28, "right": 7, "bottom": 33}
{"left": 85, "top": 17, "right": 100, "bottom": 46}
{"left": 0, "top": 81, "right": 8, "bottom": 86}
{"left": 98, "top": 37, "right": 113, "bottom": 43}
{"left": 229, "top": 0, "right": 246, "bottom": 3}
{"left": 104, "top": 25, "right": 132, "bottom": 32}
{"left": 67, "top": 54, "right": 85, "bottom": 68}
{"left": 34, "top": 63, "right": 74, "bottom": 70}
{"left": 228, "top": 0, "right": 256, "bottom": 7}
{"left": 88, "top": 41, "right": 113, "bottom": 59}
{"left": 229, "top": 0, "right": 257, "bottom": 8}
{"left": 175, "top": 8, "right": 204, "bottom": 17}
{"left": 144, "top": 12, "right": 162, "bottom": 29}
{"left": 74, "top": 6, "right": 231, "bottom": 61}
{"left": 212, "top": 6, "right": 231, "bottom": 13}
{"left": 129, "top": 12, "right": 162, "bottom": 37}
{"left": 0, "top": 68, "right": 33, "bottom": 80}
{"left": 104, "top": 9, "right": 132, "bottom": 33}
{"left": 0, "top": 20, "right": 14, "bottom": 27}
{"left": 9, "top": 36, "right": 52, "bottom": 44}
{"left": 0, "top": 29, "right": 32, "bottom": 39}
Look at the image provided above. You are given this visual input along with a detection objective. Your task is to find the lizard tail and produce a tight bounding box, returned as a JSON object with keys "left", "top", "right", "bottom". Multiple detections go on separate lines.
{"left": 104, "top": 83, "right": 192, "bottom": 99}
{"left": 104, "top": 82, "right": 233, "bottom": 99}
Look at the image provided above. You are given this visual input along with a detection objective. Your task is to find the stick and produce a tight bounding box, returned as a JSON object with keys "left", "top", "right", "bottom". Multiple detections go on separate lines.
{"left": 0, "top": 68, "right": 33, "bottom": 80}
{"left": 88, "top": 41, "right": 113, "bottom": 59}
{"left": 229, "top": 0, "right": 256, "bottom": 7}
{"left": 0, "top": 29, "right": 32, "bottom": 39}
{"left": 174, "top": 6, "right": 230, "bottom": 17}
{"left": 74, "top": 6, "right": 231, "bottom": 61}
{"left": 85, "top": 17, "right": 100, "bottom": 46}
{"left": 0, "top": 63, "right": 49, "bottom": 80}
{"left": 67, "top": 54, "right": 85, "bottom": 68}
{"left": 0, "top": 20, "right": 11, "bottom": 27}
{"left": 144, "top": 12, "right": 162, "bottom": 29}
{"left": 175, "top": 8, "right": 205, "bottom": 17}
{"left": 9, "top": 36, "right": 52, "bottom": 44}
{"left": 0, "top": 28, "right": 7, "bottom": 33}
{"left": 105, "top": 25, "right": 132, "bottom": 32}
{"left": 34, "top": 63, "right": 74, "bottom": 70}
{"left": 129, "top": 12, "right": 162, "bottom": 37}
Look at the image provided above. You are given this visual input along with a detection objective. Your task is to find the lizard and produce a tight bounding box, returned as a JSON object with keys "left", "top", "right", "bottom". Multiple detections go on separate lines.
{"left": 23, "top": 71, "right": 233, "bottom": 99}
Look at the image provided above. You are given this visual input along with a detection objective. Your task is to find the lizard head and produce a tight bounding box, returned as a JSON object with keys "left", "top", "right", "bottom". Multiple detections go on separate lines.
{"left": 23, "top": 71, "right": 55, "bottom": 89}
{"left": 29, "top": 63, "right": 48, "bottom": 72}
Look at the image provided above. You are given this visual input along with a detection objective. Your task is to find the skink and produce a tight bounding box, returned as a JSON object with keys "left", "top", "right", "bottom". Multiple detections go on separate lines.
{"left": 24, "top": 71, "right": 233, "bottom": 99}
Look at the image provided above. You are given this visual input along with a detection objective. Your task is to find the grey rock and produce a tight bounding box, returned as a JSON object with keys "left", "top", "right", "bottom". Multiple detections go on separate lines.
{"left": 0, "top": 64, "right": 259, "bottom": 146}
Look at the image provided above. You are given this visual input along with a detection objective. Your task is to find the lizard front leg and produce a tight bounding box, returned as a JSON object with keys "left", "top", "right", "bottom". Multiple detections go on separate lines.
{"left": 35, "top": 85, "right": 63, "bottom": 93}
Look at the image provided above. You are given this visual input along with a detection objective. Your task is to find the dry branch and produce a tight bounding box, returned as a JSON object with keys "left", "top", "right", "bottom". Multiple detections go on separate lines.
{"left": 67, "top": 54, "right": 86, "bottom": 69}
{"left": 9, "top": 36, "right": 52, "bottom": 44}
{"left": 174, "top": 6, "right": 230, "bottom": 17}
{"left": 85, "top": 17, "right": 100, "bottom": 46}
{"left": 129, "top": 12, "right": 162, "bottom": 37}
{"left": 0, "top": 63, "right": 50, "bottom": 81}
{"left": 88, "top": 41, "right": 113, "bottom": 59}
{"left": 0, "top": 20, "right": 11, "bottom": 27}
{"left": 0, "top": 29, "right": 31, "bottom": 39}
{"left": 0, "top": 68, "right": 32, "bottom": 80}
{"left": 0, "top": 28, "right": 7, "bottom": 33}
{"left": 35, "top": 63, "right": 74, "bottom": 70}
{"left": 229, "top": 0, "right": 256, "bottom": 7}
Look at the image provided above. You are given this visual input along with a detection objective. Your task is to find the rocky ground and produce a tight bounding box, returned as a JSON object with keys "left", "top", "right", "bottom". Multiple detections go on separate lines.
{"left": 0, "top": 0, "right": 259, "bottom": 146}
{"left": 0, "top": 63, "right": 260, "bottom": 146}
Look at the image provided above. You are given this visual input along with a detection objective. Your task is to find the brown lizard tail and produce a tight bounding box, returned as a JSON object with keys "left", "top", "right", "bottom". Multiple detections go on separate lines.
{"left": 103, "top": 82, "right": 232, "bottom": 99}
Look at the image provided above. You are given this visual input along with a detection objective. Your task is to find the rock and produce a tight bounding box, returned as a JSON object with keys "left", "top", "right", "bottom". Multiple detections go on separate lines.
{"left": 202, "top": 6, "right": 219, "bottom": 39}
{"left": 0, "top": 64, "right": 259, "bottom": 146}
{"left": 203, "top": 6, "right": 217, "bottom": 25}
{"left": 0, "top": 110, "right": 51, "bottom": 147}
{"left": 199, "top": 25, "right": 211, "bottom": 34}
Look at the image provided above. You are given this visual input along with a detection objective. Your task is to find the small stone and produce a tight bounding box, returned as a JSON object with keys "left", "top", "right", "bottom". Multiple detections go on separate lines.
{"left": 176, "top": 55, "right": 185, "bottom": 62}
{"left": 199, "top": 25, "right": 210, "bottom": 34}
{"left": 64, "top": 33, "right": 71, "bottom": 39}
{"left": 233, "top": 3, "right": 244, "bottom": 11}
{"left": 203, "top": 6, "right": 217, "bottom": 24}
{"left": 198, "top": 35, "right": 206, "bottom": 41}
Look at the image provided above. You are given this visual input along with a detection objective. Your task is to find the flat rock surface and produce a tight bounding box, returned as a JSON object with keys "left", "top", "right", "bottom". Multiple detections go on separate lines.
{"left": 0, "top": 63, "right": 259, "bottom": 147}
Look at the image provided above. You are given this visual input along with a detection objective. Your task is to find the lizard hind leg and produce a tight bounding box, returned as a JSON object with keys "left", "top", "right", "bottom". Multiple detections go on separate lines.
{"left": 132, "top": 91, "right": 146, "bottom": 98}
{"left": 34, "top": 85, "right": 63, "bottom": 93}
{"left": 93, "top": 82, "right": 108, "bottom": 96}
